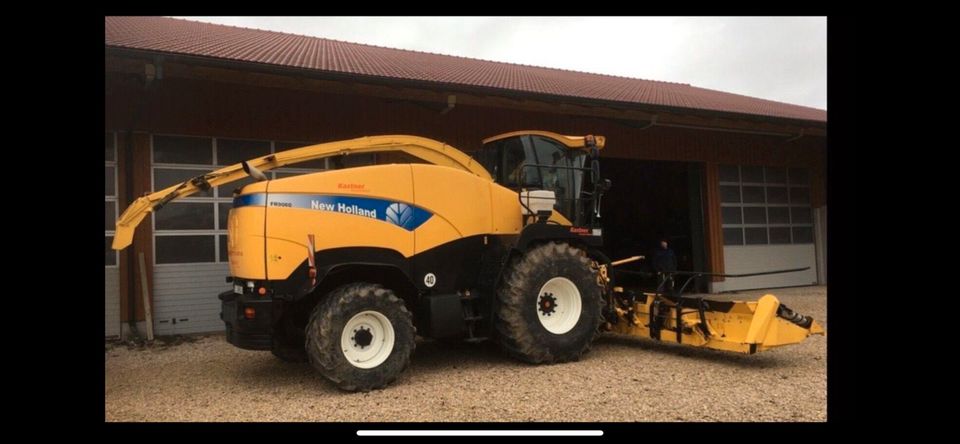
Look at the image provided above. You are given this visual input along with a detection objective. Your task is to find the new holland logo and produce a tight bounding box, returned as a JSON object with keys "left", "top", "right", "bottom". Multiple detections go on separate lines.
{"left": 386, "top": 203, "right": 414, "bottom": 228}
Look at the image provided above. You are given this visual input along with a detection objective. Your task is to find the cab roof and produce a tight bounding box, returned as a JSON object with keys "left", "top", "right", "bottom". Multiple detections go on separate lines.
{"left": 482, "top": 131, "right": 605, "bottom": 150}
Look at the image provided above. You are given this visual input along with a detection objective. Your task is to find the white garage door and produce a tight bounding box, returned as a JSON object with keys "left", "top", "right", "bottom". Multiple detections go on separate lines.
{"left": 149, "top": 135, "right": 325, "bottom": 335}
{"left": 154, "top": 263, "right": 231, "bottom": 335}
{"left": 713, "top": 165, "right": 818, "bottom": 292}
{"left": 105, "top": 268, "right": 121, "bottom": 337}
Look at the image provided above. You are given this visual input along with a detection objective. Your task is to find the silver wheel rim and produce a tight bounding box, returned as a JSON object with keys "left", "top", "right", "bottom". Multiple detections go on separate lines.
{"left": 536, "top": 277, "right": 582, "bottom": 334}
{"left": 340, "top": 310, "right": 395, "bottom": 369}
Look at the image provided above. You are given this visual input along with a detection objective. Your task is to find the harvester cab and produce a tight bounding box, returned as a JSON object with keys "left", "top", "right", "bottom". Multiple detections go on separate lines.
{"left": 474, "top": 131, "right": 610, "bottom": 228}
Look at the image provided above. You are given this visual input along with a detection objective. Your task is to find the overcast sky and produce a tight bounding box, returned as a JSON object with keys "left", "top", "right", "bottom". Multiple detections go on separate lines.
{"left": 177, "top": 17, "right": 826, "bottom": 110}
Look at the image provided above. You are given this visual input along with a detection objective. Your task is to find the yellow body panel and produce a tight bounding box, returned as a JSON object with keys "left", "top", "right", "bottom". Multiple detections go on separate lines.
{"left": 227, "top": 207, "right": 266, "bottom": 280}
{"left": 411, "top": 164, "right": 494, "bottom": 252}
{"left": 489, "top": 184, "right": 524, "bottom": 234}
{"left": 259, "top": 165, "right": 416, "bottom": 280}
{"left": 411, "top": 215, "right": 463, "bottom": 256}
{"left": 265, "top": 209, "right": 416, "bottom": 279}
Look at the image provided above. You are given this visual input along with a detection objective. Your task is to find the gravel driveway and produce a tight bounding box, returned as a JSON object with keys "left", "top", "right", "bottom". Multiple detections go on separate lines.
{"left": 105, "top": 286, "right": 826, "bottom": 422}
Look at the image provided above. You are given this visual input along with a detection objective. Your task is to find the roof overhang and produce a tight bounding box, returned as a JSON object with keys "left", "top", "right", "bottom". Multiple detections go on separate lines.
{"left": 105, "top": 46, "right": 826, "bottom": 138}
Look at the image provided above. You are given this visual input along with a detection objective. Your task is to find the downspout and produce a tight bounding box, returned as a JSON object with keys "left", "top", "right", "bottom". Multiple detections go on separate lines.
{"left": 638, "top": 115, "right": 658, "bottom": 130}
{"left": 439, "top": 94, "right": 456, "bottom": 115}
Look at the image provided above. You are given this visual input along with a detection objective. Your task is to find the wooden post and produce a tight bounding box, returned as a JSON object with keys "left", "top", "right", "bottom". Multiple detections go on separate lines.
{"left": 702, "top": 162, "right": 725, "bottom": 283}
{"left": 138, "top": 252, "right": 155, "bottom": 341}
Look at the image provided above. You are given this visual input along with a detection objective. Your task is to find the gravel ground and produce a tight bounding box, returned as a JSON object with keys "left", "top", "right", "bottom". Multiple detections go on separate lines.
{"left": 105, "top": 286, "right": 826, "bottom": 422}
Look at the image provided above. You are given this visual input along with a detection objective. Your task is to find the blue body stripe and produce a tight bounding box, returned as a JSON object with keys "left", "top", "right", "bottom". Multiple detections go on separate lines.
{"left": 232, "top": 193, "right": 432, "bottom": 231}
{"left": 233, "top": 193, "right": 267, "bottom": 207}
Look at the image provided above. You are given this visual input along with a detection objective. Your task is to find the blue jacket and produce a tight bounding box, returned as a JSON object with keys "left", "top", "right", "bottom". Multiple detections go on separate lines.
{"left": 652, "top": 247, "right": 678, "bottom": 273}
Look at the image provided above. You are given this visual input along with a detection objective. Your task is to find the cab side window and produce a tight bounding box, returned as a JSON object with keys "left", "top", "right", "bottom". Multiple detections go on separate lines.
{"left": 473, "top": 140, "right": 500, "bottom": 180}
{"left": 531, "top": 136, "right": 572, "bottom": 199}
{"left": 501, "top": 137, "right": 534, "bottom": 187}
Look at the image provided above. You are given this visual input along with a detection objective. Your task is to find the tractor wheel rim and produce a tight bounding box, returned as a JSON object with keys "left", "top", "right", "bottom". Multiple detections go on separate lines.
{"left": 536, "top": 277, "right": 582, "bottom": 334}
{"left": 340, "top": 310, "right": 395, "bottom": 369}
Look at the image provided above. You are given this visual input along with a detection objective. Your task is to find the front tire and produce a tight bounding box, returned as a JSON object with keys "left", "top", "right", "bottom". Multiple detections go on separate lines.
{"left": 495, "top": 242, "right": 605, "bottom": 364}
{"left": 305, "top": 283, "right": 415, "bottom": 391}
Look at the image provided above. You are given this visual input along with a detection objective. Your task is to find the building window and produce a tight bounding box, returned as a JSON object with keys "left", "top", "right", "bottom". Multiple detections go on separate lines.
{"left": 152, "top": 135, "right": 216, "bottom": 265}
{"left": 153, "top": 135, "right": 213, "bottom": 165}
{"left": 720, "top": 165, "right": 814, "bottom": 246}
{"left": 105, "top": 132, "right": 118, "bottom": 267}
{"left": 151, "top": 136, "right": 326, "bottom": 264}
{"left": 156, "top": 235, "right": 216, "bottom": 264}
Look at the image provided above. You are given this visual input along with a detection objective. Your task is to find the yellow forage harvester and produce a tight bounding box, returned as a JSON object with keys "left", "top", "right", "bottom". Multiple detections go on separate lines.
{"left": 114, "top": 132, "right": 824, "bottom": 391}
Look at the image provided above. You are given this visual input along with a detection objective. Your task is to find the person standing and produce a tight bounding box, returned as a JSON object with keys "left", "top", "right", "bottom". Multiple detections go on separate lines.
{"left": 652, "top": 239, "right": 678, "bottom": 294}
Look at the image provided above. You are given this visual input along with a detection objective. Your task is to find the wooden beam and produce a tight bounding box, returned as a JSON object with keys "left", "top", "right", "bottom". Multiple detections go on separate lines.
{"left": 703, "top": 162, "right": 725, "bottom": 282}
{"left": 119, "top": 132, "right": 154, "bottom": 322}
{"left": 117, "top": 131, "right": 131, "bottom": 322}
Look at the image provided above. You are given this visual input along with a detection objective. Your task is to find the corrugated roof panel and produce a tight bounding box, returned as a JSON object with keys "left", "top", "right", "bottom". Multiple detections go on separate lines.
{"left": 105, "top": 16, "right": 826, "bottom": 122}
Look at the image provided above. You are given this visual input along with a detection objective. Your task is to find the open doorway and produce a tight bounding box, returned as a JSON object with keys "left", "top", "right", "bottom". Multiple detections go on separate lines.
{"left": 599, "top": 159, "right": 707, "bottom": 293}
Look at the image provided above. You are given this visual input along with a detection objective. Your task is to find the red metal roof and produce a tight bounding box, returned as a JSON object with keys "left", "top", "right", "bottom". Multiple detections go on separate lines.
{"left": 105, "top": 16, "right": 826, "bottom": 123}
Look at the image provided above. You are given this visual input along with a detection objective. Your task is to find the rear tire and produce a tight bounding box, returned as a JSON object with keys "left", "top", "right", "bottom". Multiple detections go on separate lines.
{"left": 495, "top": 242, "right": 604, "bottom": 364}
{"left": 305, "top": 283, "right": 415, "bottom": 391}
